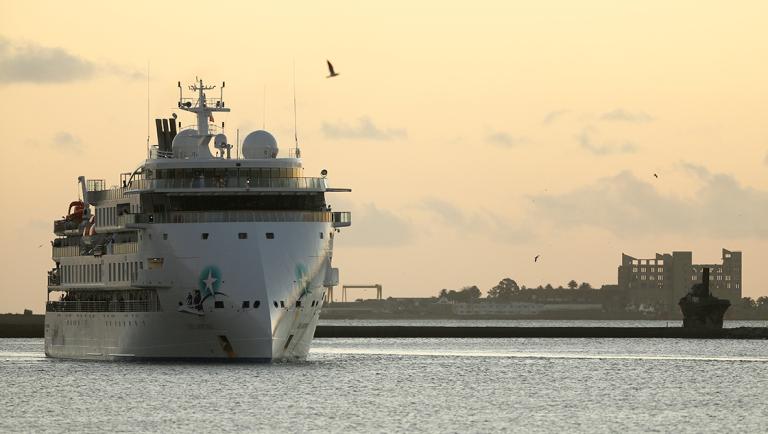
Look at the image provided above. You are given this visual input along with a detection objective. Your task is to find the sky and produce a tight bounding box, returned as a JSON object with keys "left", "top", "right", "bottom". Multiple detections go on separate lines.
{"left": 1, "top": 1, "right": 767, "bottom": 313}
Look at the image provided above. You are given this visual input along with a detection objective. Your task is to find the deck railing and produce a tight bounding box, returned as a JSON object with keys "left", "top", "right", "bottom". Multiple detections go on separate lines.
{"left": 112, "top": 242, "right": 139, "bottom": 254}
{"left": 52, "top": 245, "right": 80, "bottom": 258}
{"left": 126, "top": 176, "right": 326, "bottom": 192}
{"left": 142, "top": 210, "right": 343, "bottom": 224}
{"left": 46, "top": 299, "right": 160, "bottom": 313}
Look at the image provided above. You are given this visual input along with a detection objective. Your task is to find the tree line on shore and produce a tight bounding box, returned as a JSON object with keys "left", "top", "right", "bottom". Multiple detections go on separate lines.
{"left": 438, "top": 278, "right": 597, "bottom": 303}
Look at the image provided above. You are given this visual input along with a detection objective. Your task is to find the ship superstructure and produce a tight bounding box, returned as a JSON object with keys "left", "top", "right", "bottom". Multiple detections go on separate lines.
{"left": 44, "top": 80, "right": 351, "bottom": 361}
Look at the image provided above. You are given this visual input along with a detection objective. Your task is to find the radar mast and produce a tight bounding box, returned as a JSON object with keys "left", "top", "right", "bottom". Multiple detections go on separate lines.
{"left": 177, "top": 79, "right": 230, "bottom": 135}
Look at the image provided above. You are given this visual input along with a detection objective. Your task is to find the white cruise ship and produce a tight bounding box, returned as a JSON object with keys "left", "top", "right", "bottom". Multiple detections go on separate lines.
{"left": 44, "top": 79, "right": 351, "bottom": 361}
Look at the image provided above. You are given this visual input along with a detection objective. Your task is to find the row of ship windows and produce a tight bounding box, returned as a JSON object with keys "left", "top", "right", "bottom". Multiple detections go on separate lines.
{"left": 64, "top": 320, "right": 146, "bottom": 327}
{"left": 151, "top": 167, "right": 303, "bottom": 180}
{"left": 156, "top": 232, "right": 326, "bottom": 240}
{"left": 60, "top": 262, "right": 141, "bottom": 284}
{"left": 231, "top": 300, "right": 322, "bottom": 310}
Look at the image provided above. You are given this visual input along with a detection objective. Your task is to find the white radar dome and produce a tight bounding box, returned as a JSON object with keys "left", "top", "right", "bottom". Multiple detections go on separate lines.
{"left": 172, "top": 129, "right": 213, "bottom": 159}
{"left": 242, "top": 130, "right": 278, "bottom": 159}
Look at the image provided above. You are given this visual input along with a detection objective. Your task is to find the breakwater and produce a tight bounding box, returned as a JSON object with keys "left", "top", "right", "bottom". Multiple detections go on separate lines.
{"left": 314, "top": 325, "right": 768, "bottom": 339}
{"left": 4, "top": 315, "right": 768, "bottom": 339}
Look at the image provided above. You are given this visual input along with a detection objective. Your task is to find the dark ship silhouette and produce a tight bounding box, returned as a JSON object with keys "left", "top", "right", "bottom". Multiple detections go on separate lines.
{"left": 679, "top": 267, "right": 731, "bottom": 329}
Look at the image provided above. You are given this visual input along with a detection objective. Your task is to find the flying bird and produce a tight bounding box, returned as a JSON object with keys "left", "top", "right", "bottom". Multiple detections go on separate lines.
{"left": 653, "top": 173, "right": 658, "bottom": 178}
{"left": 534, "top": 255, "right": 540, "bottom": 263}
{"left": 326, "top": 60, "right": 339, "bottom": 78}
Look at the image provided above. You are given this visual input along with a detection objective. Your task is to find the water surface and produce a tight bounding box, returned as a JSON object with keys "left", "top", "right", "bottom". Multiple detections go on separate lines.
{"left": 2, "top": 336, "right": 767, "bottom": 433}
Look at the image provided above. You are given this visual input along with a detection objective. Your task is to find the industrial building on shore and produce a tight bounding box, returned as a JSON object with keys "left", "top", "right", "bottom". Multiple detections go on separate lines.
{"left": 618, "top": 249, "right": 741, "bottom": 310}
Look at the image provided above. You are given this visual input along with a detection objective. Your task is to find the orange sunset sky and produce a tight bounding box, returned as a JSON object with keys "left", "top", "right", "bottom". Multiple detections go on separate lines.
{"left": 1, "top": 1, "right": 767, "bottom": 313}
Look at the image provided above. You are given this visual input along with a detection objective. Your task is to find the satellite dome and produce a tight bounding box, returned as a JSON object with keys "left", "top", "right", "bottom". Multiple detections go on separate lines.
{"left": 242, "top": 130, "right": 278, "bottom": 159}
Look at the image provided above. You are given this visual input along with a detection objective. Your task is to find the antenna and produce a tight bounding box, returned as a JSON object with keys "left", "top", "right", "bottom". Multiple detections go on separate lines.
{"left": 146, "top": 60, "right": 150, "bottom": 158}
{"left": 293, "top": 61, "right": 299, "bottom": 149}
{"left": 236, "top": 128, "right": 240, "bottom": 159}
{"left": 262, "top": 84, "right": 266, "bottom": 129}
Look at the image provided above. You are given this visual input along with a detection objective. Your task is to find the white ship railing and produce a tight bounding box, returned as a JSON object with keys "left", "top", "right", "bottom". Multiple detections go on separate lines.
{"left": 126, "top": 176, "right": 326, "bottom": 192}
{"left": 46, "top": 299, "right": 160, "bottom": 313}
{"left": 52, "top": 245, "right": 80, "bottom": 258}
{"left": 142, "top": 210, "right": 350, "bottom": 225}
{"left": 112, "top": 242, "right": 139, "bottom": 254}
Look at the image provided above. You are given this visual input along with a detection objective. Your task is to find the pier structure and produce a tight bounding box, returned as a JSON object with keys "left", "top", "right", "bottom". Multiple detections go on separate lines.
{"left": 341, "top": 284, "right": 383, "bottom": 302}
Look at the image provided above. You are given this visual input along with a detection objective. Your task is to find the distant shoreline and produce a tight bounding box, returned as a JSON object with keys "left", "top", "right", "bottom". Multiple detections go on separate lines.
{"left": 3, "top": 314, "right": 767, "bottom": 339}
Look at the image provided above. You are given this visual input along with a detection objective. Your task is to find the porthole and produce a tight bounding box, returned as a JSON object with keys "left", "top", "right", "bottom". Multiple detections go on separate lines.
{"left": 201, "top": 233, "right": 209, "bottom": 240}
{"left": 242, "top": 301, "right": 250, "bottom": 308}
{"left": 253, "top": 301, "right": 260, "bottom": 308}
{"left": 280, "top": 300, "right": 285, "bottom": 308}
{"left": 273, "top": 301, "right": 278, "bottom": 308}
{"left": 265, "top": 232, "right": 275, "bottom": 239}
{"left": 238, "top": 233, "right": 248, "bottom": 239}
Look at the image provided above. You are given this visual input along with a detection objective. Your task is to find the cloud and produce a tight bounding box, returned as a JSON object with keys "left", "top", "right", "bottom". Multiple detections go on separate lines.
{"left": 600, "top": 108, "right": 654, "bottom": 123}
{"left": 420, "top": 197, "right": 532, "bottom": 243}
{"left": 51, "top": 131, "right": 83, "bottom": 152}
{"left": 486, "top": 131, "right": 528, "bottom": 148}
{"left": 542, "top": 109, "right": 570, "bottom": 125}
{"left": 321, "top": 117, "right": 406, "bottom": 141}
{"left": 0, "top": 36, "right": 142, "bottom": 84}
{"left": 531, "top": 168, "right": 768, "bottom": 238}
{"left": 339, "top": 203, "right": 414, "bottom": 247}
{"left": 577, "top": 128, "right": 638, "bottom": 155}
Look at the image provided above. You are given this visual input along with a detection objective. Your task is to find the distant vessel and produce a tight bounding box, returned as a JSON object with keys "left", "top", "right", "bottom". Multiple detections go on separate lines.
{"left": 45, "top": 79, "right": 351, "bottom": 361}
{"left": 679, "top": 267, "right": 730, "bottom": 329}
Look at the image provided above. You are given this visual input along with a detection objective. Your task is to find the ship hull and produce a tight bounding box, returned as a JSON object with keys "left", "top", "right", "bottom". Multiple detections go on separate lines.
{"left": 45, "top": 221, "right": 333, "bottom": 361}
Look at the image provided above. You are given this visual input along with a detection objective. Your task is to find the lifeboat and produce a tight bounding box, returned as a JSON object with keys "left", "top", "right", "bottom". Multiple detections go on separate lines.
{"left": 66, "top": 200, "right": 84, "bottom": 224}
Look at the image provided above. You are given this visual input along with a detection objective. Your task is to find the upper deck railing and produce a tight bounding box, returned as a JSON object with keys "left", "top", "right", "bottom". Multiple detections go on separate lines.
{"left": 148, "top": 145, "right": 302, "bottom": 160}
{"left": 125, "top": 176, "right": 326, "bottom": 192}
{"left": 137, "top": 210, "right": 351, "bottom": 226}
{"left": 46, "top": 299, "right": 160, "bottom": 313}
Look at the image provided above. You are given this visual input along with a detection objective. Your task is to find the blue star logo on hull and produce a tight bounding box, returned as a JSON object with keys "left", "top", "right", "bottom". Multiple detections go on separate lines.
{"left": 296, "top": 263, "right": 311, "bottom": 298}
{"left": 198, "top": 265, "right": 226, "bottom": 302}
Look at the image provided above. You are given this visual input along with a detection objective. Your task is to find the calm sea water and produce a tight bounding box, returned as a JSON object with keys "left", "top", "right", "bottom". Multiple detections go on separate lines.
{"left": 3, "top": 330, "right": 768, "bottom": 433}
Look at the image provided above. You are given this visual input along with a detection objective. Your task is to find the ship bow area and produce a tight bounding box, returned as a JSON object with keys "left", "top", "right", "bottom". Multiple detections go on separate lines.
{"left": 45, "top": 220, "right": 335, "bottom": 361}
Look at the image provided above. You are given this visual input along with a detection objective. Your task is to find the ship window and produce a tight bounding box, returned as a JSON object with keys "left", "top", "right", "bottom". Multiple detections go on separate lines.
{"left": 273, "top": 301, "right": 278, "bottom": 308}
{"left": 163, "top": 233, "right": 168, "bottom": 240}
{"left": 266, "top": 232, "right": 274, "bottom": 239}
{"left": 201, "top": 233, "right": 209, "bottom": 240}
{"left": 215, "top": 301, "right": 224, "bottom": 308}
{"left": 280, "top": 300, "right": 285, "bottom": 308}
{"left": 253, "top": 301, "right": 260, "bottom": 308}
{"left": 296, "top": 300, "right": 302, "bottom": 308}
{"left": 242, "top": 301, "right": 250, "bottom": 308}
{"left": 238, "top": 232, "right": 248, "bottom": 239}
{"left": 320, "top": 232, "right": 324, "bottom": 239}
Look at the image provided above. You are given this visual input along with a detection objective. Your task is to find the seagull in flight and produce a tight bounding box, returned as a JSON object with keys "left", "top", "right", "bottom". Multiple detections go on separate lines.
{"left": 534, "top": 255, "right": 540, "bottom": 263}
{"left": 653, "top": 173, "right": 658, "bottom": 178}
{"left": 326, "top": 60, "right": 339, "bottom": 78}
